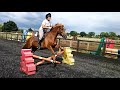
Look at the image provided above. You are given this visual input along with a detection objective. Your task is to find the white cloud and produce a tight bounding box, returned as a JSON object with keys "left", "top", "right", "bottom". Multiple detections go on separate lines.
{"left": 0, "top": 12, "right": 28, "bottom": 23}
{"left": 0, "top": 12, "right": 45, "bottom": 30}
{"left": 50, "top": 12, "right": 120, "bottom": 34}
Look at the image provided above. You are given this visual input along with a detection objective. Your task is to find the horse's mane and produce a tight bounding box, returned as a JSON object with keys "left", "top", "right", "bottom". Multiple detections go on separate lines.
{"left": 53, "top": 23, "right": 64, "bottom": 28}
{"left": 50, "top": 23, "right": 64, "bottom": 31}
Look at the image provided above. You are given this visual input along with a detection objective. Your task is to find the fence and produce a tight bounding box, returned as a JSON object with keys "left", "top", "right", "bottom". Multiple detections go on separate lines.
{"left": 0, "top": 32, "right": 31, "bottom": 42}
{"left": 0, "top": 32, "right": 120, "bottom": 58}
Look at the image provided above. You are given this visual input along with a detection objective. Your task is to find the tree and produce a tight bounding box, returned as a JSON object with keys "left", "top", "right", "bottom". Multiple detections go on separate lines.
{"left": 80, "top": 32, "right": 86, "bottom": 37}
{"left": 70, "top": 31, "right": 78, "bottom": 40}
{"left": 66, "top": 33, "right": 70, "bottom": 36}
{"left": 88, "top": 32, "right": 95, "bottom": 38}
{"left": 2, "top": 21, "right": 18, "bottom": 32}
{"left": 18, "top": 29, "right": 24, "bottom": 33}
{"left": 100, "top": 32, "right": 109, "bottom": 38}
{"left": 28, "top": 28, "right": 33, "bottom": 32}
{"left": 95, "top": 35, "right": 100, "bottom": 38}
{"left": 0, "top": 24, "right": 3, "bottom": 32}
{"left": 108, "top": 32, "right": 117, "bottom": 38}
{"left": 70, "top": 31, "right": 78, "bottom": 36}
{"left": 100, "top": 32, "right": 105, "bottom": 38}
{"left": 117, "top": 35, "right": 120, "bottom": 38}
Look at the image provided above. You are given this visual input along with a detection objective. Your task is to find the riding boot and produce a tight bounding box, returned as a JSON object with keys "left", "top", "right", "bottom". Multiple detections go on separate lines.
{"left": 37, "top": 44, "right": 41, "bottom": 50}
{"left": 38, "top": 41, "right": 41, "bottom": 50}
{"left": 38, "top": 32, "right": 46, "bottom": 50}
{"left": 43, "top": 33, "right": 46, "bottom": 39}
{"left": 37, "top": 39, "right": 41, "bottom": 50}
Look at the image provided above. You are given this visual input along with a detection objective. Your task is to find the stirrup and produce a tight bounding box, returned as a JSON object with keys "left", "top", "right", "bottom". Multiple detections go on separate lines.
{"left": 37, "top": 45, "right": 40, "bottom": 50}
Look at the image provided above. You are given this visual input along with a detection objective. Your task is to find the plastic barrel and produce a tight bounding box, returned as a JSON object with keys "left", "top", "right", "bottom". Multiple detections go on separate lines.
{"left": 118, "top": 50, "right": 120, "bottom": 60}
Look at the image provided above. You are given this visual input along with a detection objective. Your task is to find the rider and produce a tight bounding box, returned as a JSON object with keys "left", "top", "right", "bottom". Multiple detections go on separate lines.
{"left": 39, "top": 13, "right": 52, "bottom": 41}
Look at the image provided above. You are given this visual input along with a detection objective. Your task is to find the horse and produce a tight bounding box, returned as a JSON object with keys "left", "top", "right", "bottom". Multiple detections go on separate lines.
{"left": 22, "top": 23, "right": 67, "bottom": 65}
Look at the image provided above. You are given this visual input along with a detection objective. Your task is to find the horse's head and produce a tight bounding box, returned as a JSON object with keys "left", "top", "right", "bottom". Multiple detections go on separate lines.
{"left": 54, "top": 23, "right": 67, "bottom": 39}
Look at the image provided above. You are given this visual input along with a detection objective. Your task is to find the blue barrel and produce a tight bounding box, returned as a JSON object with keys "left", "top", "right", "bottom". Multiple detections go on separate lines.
{"left": 118, "top": 50, "right": 120, "bottom": 54}
{"left": 118, "top": 50, "right": 120, "bottom": 60}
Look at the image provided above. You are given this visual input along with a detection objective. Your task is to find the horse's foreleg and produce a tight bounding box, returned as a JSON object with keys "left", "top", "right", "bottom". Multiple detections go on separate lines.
{"left": 47, "top": 46, "right": 58, "bottom": 66}
{"left": 48, "top": 46, "right": 56, "bottom": 55}
{"left": 54, "top": 45, "right": 64, "bottom": 56}
{"left": 55, "top": 44, "right": 64, "bottom": 52}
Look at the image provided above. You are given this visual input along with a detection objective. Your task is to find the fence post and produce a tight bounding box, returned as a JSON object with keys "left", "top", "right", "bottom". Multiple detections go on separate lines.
{"left": 11, "top": 33, "right": 12, "bottom": 40}
{"left": 77, "top": 40, "right": 80, "bottom": 52}
{"left": 2, "top": 34, "right": 3, "bottom": 38}
{"left": 87, "top": 42, "right": 90, "bottom": 50}
{"left": 102, "top": 42, "right": 106, "bottom": 56}
{"left": 24, "top": 35, "right": 26, "bottom": 42}
{"left": 59, "top": 38, "right": 61, "bottom": 45}
{"left": 6, "top": 32, "right": 7, "bottom": 39}
{"left": 70, "top": 40, "right": 72, "bottom": 48}
{"left": 17, "top": 33, "right": 18, "bottom": 41}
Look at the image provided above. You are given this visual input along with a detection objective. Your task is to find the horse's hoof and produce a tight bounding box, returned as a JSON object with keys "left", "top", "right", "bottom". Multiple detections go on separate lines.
{"left": 52, "top": 61, "right": 57, "bottom": 67}
{"left": 53, "top": 63, "right": 57, "bottom": 67}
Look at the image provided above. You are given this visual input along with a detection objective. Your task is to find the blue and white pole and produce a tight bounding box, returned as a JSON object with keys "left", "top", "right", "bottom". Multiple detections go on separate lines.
{"left": 22, "top": 29, "right": 27, "bottom": 42}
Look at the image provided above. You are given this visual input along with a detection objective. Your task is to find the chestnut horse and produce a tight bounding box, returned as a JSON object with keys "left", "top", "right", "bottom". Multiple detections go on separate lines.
{"left": 22, "top": 23, "right": 67, "bottom": 65}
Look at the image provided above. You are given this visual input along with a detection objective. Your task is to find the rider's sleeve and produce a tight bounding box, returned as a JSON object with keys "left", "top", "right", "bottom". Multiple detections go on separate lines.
{"left": 42, "top": 20, "right": 46, "bottom": 26}
{"left": 50, "top": 21, "right": 52, "bottom": 27}
{"left": 50, "top": 23, "right": 52, "bottom": 27}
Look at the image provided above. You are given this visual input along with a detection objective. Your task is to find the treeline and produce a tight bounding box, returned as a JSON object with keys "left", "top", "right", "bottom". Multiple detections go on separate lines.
{"left": 0, "top": 20, "right": 120, "bottom": 40}
{"left": 0, "top": 21, "right": 34, "bottom": 33}
{"left": 68, "top": 31, "right": 120, "bottom": 40}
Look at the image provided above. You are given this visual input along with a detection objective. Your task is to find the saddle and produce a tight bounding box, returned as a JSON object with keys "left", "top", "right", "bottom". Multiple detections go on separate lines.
{"left": 31, "top": 31, "right": 41, "bottom": 49}
{"left": 38, "top": 32, "right": 47, "bottom": 49}
{"left": 32, "top": 31, "right": 46, "bottom": 43}
{"left": 33, "top": 30, "right": 48, "bottom": 49}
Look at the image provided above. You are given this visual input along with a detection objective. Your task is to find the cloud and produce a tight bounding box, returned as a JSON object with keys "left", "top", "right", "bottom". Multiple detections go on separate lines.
{"left": 0, "top": 12, "right": 46, "bottom": 30}
{"left": 51, "top": 12, "right": 120, "bottom": 34}
{"left": 0, "top": 12, "right": 120, "bottom": 35}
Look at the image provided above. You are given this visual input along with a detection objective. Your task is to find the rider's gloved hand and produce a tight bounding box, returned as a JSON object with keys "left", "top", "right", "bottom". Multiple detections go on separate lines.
{"left": 48, "top": 27, "right": 52, "bottom": 29}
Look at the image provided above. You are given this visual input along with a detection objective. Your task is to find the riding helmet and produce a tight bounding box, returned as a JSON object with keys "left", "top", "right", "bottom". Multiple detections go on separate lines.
{"left": 46, "top": 13, "right": 51, "bottom": 19}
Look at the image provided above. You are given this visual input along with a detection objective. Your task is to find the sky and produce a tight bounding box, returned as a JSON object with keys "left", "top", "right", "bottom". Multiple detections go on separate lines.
{"left": 0, "top": 12, "right": 120, "bottom": 35}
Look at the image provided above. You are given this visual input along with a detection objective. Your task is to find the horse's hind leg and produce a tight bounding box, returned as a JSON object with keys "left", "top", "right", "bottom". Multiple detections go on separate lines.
{"left": 31, "top": 47, "right": 38, "bottom": 53}
{"left": 22, "top": 41, "right": 32, "bottom": 49}
{"left": 22, "top": 37, "right": 33, "bottom": 49}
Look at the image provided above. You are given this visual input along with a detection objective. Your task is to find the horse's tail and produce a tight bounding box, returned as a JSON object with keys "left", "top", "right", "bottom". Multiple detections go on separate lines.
{"left": 22, "top": 32, "right": 35, "bottom": 49}
{"left": 22, "top": 37, "right": 31, "bottom": 49}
